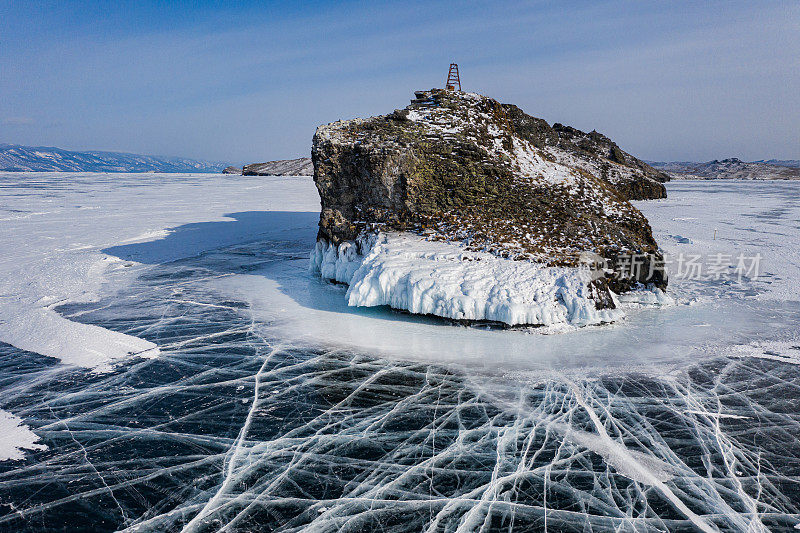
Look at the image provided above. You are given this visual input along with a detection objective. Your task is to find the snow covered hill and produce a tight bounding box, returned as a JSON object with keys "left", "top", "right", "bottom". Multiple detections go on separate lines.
{"left": 0, "top": 143, "right": 230, "bottom": 173}
{"left": 649, "top": 158, "right": 800, "bottom": 180}
{"left": 756, "top": 159, "right": 800, "bottom": 168}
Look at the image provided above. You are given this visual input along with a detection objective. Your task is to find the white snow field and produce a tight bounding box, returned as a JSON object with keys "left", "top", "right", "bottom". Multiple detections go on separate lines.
{"left": 633, "top": 180, "right": 800, "bottom": 304}
{"left": 0, "top": 173, "right": 799, "bottom": 530}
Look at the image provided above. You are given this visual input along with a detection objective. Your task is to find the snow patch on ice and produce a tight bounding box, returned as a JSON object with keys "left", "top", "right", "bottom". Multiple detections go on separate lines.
{"left": 0, "top": 409, "right": 47, "bottom": 462}
{"left": 553, "top": 423, "right": 676, "bottom": 483}
{"left": 120, "top": 229, "right": 171, "bottom": 244}
{"left": 2, "top": 306, "right": 160, "bottom": 372}
{"left": 0, "top": 252, "right": 161, "bottom": 371}
{"left": 616, "top": 285, "right": 675, "bottom": 306}
{"left": 727, "top": 340, "right": 800, "bottom": 365}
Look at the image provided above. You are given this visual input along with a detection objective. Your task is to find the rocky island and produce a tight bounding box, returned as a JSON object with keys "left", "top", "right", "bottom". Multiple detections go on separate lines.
{"left": 310, "top": 89, "right": 670, "bottom": 328}
{"left": 243, "top": 157, "right": 313, "bottom": 176}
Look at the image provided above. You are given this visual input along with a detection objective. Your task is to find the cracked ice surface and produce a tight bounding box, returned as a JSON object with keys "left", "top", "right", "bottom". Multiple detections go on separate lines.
{"left": 0, "top": 174, "right": 799, "bottom": 531}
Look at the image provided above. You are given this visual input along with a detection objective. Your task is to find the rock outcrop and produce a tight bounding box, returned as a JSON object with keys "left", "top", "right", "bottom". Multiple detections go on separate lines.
{"left": 501, "top": 107, "right": 669, "bottom": 200}
{"left": 222, "top": 166, "right": 242, "bottom": 174}
{"left": 310, "top": 89, "right": 668, "bottom": 327}
{"left": 243, "top": 158, "right": 313, "bottom": 176}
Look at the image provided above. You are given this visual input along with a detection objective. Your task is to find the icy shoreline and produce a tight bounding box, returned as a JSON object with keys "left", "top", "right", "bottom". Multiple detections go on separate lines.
{"left": 310, "top": 232, "right": 671, "bottom": 328}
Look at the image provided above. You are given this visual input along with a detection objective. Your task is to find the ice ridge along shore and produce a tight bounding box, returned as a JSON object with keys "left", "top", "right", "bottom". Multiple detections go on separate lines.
{"left": 310, "top": 233, "right": 632, "bottom": 327}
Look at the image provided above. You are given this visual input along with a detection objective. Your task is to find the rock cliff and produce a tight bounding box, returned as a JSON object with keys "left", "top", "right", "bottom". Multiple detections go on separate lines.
{"left": 310, "top": 89, "right": 668, "bottom": 327}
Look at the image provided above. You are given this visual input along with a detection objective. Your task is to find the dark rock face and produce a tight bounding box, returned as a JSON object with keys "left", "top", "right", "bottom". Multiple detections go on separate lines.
{"left": 312, "top": 89, "right": 667, "bottom": 294}
{"left": 222, "top": 166, "right": 242, "bottom": 174}
{"left": 242, "top": 158, "right": 313, "bottom": 176}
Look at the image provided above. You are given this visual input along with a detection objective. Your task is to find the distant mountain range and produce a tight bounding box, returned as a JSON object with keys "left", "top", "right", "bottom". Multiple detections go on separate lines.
{"left": 648, "top": 158, "right": 800, "bottom": 180}
{"left": 5, "top": 142, "right": 796, "bottom": 180}
{"left": 755, "top": 159, "right": 800, "bottom": 168}
{"left": 0, "top": 143, "right": 231, "bottom": 173}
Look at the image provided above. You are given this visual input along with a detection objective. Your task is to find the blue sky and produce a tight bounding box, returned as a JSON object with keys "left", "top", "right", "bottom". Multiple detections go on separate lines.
{"left": 1, "top": 1, "right": 798, "bottom": 163}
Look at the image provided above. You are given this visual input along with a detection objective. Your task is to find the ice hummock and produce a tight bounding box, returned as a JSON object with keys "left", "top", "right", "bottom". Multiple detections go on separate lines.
{"left": 309, "top": 232, "right": 672, "bottom": 328}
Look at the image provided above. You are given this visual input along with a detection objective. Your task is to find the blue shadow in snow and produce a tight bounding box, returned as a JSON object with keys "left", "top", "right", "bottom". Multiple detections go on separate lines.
{"left": 103, "top": 211, "right": 319, "bottom": 264}
{"left": 102, "top": 210, "right": 444, "bottom": 326}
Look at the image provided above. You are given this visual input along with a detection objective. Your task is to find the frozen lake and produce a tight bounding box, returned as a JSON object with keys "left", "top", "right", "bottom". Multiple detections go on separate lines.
{"left": 0, "top": 173, "right": 798, "bottom": 531}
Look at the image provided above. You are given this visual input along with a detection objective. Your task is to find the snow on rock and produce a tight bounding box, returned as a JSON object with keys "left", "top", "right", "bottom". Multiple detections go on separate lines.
{"left": 0, "top": 409, "right": 47, "bottom": 462}
{"left": 312, "top": 90, "right": 666, "bottom": 272}
{"left": 312, "top": 233, "right": 625, "bottom": 327}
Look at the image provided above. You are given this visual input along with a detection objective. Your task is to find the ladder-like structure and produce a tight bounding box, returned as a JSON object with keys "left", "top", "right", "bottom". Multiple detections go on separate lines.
{"left": 445, "top": 63, "right": 461, "bottom": 91}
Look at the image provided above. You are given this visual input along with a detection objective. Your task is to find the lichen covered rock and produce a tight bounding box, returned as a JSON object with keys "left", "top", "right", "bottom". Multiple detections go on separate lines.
{"left": 311, "top": 89, "right": 668, "bottom": 326}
